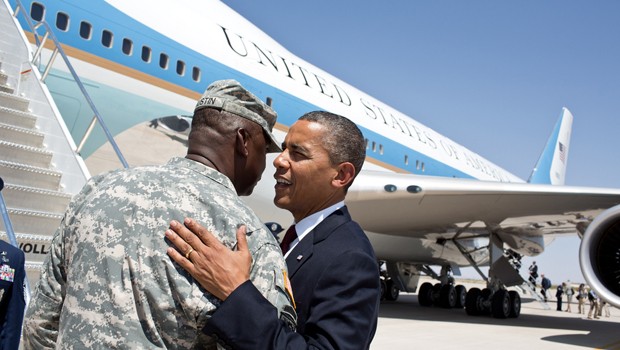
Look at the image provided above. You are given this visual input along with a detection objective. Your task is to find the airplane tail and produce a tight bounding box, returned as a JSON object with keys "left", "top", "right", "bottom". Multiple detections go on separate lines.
{"left": 527, "top": 107, "right": 573, "bottom": 185}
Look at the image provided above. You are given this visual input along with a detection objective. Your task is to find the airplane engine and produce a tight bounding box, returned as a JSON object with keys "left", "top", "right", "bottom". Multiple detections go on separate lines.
{"left": 579, "top": 204, "right": 620, "bottom": 308}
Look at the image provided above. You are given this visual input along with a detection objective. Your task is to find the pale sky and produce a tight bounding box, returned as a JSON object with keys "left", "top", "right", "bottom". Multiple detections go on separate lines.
{"left": 221, "top": 0, "right": 620, "bottom": 284}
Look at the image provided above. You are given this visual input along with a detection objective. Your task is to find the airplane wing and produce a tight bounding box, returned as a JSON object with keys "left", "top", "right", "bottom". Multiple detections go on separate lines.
{"left": 346, "top": 170, "right": 620, "bottom": 255}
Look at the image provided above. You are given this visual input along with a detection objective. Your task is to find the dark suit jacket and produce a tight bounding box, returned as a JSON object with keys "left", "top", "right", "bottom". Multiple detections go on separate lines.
{"left": 204, "top": 207, "right": 380, "bottom": 349}
{"left": 0, "top": 240, "right": 26, "bottom": 350}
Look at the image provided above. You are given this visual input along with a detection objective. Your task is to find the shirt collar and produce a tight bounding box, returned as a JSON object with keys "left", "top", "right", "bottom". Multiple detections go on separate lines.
{"left": 284, "top": 201, "right": 344, "bottom": 258}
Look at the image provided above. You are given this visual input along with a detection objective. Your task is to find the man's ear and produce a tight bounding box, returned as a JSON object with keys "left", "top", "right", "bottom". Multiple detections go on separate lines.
{"left": 331, "top": 162, "right": 355, "bottom": 189}
{"left": 235, "top": 128, "right": 250, "bottom": 157}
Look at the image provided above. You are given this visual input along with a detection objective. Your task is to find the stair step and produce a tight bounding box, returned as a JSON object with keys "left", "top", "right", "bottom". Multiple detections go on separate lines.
{"left": 3, "top": 183, "right": 71, "bottom": 213}
{"left": 0, "top": 208, "right": 63, "bottom": 236}
{"left": 0, "top": 84, "right": 13, "bottom": 94}
{"left": 0, "top": 160, "right": 62, "bottom": 190}
{"left": 0, "top": 121, "right": 44, "bottom": 147}
{"left": 0, "top": 140, "right": 53, "bottom": 168}
{"left": 0, "top": 232, "right": 53, "bottom": 264}
{"left": 0, "top": 105, "right": 37, "bottom": 128}
{"left": 0, "top": 90, "right": 29, "bottom": 111}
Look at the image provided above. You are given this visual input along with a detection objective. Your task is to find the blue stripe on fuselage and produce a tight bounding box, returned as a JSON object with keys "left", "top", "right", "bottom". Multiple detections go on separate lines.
{"left": 10, "top": 0, "right": 474, "bottom": 179}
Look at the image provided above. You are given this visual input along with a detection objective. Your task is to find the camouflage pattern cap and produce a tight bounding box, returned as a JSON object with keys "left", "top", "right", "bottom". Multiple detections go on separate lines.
{"left": 195, "top": 79, "right": 282, "bottom": 152}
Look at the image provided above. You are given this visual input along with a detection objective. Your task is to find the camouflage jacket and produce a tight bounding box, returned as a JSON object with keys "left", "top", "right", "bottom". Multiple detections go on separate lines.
{"left": 24, "top": 157, "right": 295, "bottom": 349}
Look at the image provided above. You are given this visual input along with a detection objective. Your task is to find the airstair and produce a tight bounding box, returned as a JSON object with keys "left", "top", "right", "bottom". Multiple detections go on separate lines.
{"left": 0, "top": 0, "right": 90, "bottom": 289}
{"left": 504, "top": 250, "right": 551, "bottom": 310}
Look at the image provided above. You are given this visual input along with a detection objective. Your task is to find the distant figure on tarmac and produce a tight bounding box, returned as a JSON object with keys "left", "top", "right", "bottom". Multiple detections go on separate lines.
{"left": 577, "top": 283, "right": 587, "bottom": 314}
{"left": 587, "top": 288, "right": 600, "bottom": 319}
{"left": 565, "top": 280, "right": 574, "bottom": 312}
{"left": 540, "top": 274, "right": 551, "bottom": 302}
{"left": 556, "top": 283, "right": 565, "bottom": 311}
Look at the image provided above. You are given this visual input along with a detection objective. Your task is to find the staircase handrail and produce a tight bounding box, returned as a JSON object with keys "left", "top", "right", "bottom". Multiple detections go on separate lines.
{"left": 12, "top": 0, "right": 129, "bottom": 168}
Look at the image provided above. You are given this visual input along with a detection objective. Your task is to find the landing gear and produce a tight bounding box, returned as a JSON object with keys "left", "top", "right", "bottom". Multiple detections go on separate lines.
{"left": 465, "top": 287, "right": 482, "bottom": 315}
{"left": 439, "top": 284, "right": 457, "bottom": 308}
{"left": 455, "top": 285, "right": 467, "bottom": 308}
{"left": 385, "top": 279, "right": 400, "bottom": 301}
{"left": 379, "top": 262, "right": 401, "bottom": 301}
{"left": 464, "top": 287, "right": 521, "bottom": 318}
{"left": 418, "top": 282, "right": 434, "bottom": 306}
{"left": 508, "top": 290, "right": 521, "bottom": 318}
{"left": 417, "top": 281, "right": 467, "bottom": 309}
{"left": 491, "top": 289, "right": 511, "bottom": 318}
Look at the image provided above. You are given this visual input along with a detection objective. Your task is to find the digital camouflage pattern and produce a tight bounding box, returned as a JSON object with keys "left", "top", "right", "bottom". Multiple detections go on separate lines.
{"left": 24, "top": 157, "right": 295, "bottom": 349}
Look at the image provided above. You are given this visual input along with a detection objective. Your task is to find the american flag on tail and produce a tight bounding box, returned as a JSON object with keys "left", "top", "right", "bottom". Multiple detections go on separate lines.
{"left": 558, "top": 142, "right": 566, "bottom": 163}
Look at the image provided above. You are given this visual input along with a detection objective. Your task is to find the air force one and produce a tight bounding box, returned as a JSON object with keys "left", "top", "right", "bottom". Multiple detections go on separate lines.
{"left": 2, "top": 0, "right": 620, "bottom": 318}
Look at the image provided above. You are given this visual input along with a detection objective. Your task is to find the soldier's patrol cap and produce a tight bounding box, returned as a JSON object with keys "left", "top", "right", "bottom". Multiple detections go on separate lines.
{"left": 195, "top": 79, "right": 282, "bottom": 153}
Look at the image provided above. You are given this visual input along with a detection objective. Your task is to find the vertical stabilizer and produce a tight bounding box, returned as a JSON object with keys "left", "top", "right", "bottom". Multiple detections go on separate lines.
{"left": 528, "top": 107, "right": 573, "bottom": 185}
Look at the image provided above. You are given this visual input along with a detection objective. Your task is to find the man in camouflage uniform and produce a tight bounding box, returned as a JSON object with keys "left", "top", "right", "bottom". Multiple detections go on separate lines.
{"left": 23, "top": 80, "right": 296, "bottom": 349}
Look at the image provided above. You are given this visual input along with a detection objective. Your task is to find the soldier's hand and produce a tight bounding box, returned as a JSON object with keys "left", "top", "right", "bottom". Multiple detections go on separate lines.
{"left": 165, "top": 218, "right": 251, "bottom": 301}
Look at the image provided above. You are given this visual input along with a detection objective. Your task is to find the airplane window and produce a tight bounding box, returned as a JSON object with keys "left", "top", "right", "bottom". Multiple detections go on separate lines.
{"left": 421, "top": 162, "right": 426, "bottom": 172}
{"left": 416, "top": 160, "right": 420, "bottom": 170}
{"left": 159, "top": 53, "right": 169, "bottom": 69}
{"left": 56, "top": 12, "right": 69, "bottom": 31}
{"left": 192, "top": 66, "right": 201, "bottom": 82}
{"left": 379, "top": 144, "right": 384, "bottom": 155}
{"left": 176, "top": 60, "right": 185, "bottom": 76}
{"left": 404, "top": 155, "right": 409, "bottom": 165}
{"left": 79, "top": 21, "right": 92, "bottom": 40}
{"left": 101, "top": 30, "right": 113, "bottom": 48}
{"left": 141, "top": 46, "right": 151, "bottom": 63}
{"left": 364, "top": 138, "right": 369, "bottom": 149}
{"left": 30, "top": 2, "right": 44, "bottom": 21}
{"left": 122, "top": 38, "right": 133, "bottom": 55}
{"left": 372, "top": 141, "right": 376, "bottom": 152}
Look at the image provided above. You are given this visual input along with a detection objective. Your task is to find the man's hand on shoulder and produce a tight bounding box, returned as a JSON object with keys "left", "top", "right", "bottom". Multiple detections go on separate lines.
{"left": 165, "top": 218, "right": 251, "bottom": 300}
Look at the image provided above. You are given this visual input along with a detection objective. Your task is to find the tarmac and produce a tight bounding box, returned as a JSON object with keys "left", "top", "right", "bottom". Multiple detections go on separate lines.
{"left": 372, "top": 279, "right": 619, "bottom": 350}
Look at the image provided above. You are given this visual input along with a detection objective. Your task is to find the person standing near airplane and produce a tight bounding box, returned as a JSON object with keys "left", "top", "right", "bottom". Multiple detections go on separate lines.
{"left": 556, "top": 282, "right": 565, "bottom": 311}
{"left": 587, "top": 288, "right": 600, "bottom": 319}
{"left": 23, "top": 80, "right": 295, "bottom": 349}
{"left": 541, "top": 273, "right": 551, "bottom": 302}
{"left": 565, "top": 280, "right": 574, "bottom": 312}
{"left": 166, "top": 111, "right": 381, "bottom": 349}
{"left": 577, "top": 283, "right": 587, "bottom": 314}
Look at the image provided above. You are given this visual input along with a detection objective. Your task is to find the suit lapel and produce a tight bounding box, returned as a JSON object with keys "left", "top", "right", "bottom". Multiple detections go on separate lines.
{"left": 285, "top": 207, "right": 352, "bottom": 278}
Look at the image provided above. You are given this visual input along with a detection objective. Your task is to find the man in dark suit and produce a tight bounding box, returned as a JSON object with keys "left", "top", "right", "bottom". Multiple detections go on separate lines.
{"left": 0, "top": 239, "right": 26, "bottom": 349}
{"left": 166, "top": 111, "right": 380, "bottom": 349}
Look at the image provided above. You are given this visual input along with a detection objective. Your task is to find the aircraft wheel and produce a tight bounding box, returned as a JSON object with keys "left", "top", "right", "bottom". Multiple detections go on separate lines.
{"left": 465, "top": 287, "right": 482, "bottom": 315}
{"left": 491, "top": 290, "right": 511, "bottom": 319}
{"left": 455, "top": 285, "right": 467, "bottom": 308}
{"left": 418, "top": 282, "right": 434, "bottom": 306}
{"left": 386, "top": 280, "right": 400, "bottom": 301}
{"left": 480, "top": 288, "right": 493, "bottom": 314}
{"left": 440, "top": 284, "right": 457, "bottom": 308}
{"left": 432, "top": 283, "right": 442, "bottom": 306}
{"left": 508, "top": 290, "right": 521, "bottom": 318}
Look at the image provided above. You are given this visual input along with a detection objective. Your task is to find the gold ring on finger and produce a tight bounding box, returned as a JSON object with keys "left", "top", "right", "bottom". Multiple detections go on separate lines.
{"left": 185, "top": 247, "right": 195, "bottom": 260}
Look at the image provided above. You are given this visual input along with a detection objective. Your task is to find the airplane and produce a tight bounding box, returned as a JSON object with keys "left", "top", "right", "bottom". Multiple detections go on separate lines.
{"left": 3, "top": 0, "right": 620, "bottom": 319}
